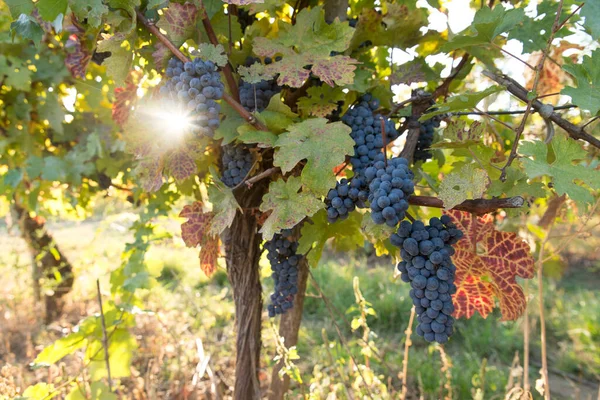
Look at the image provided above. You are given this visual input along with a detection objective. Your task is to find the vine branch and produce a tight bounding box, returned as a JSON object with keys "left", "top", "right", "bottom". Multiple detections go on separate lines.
{"left": 408, "top": 195, "right": 524, "bottom": 215}
{"left": 483, "top": 71, "right": 600, "bottom": 150}
{"left": 136, "top": 10, "right": 268, "bottom": 131}
{"left": 96, "top": 280, "right": 113, "bottom": 392}
{"left": 432, "top": 53, "right": 471, "bottom": 99}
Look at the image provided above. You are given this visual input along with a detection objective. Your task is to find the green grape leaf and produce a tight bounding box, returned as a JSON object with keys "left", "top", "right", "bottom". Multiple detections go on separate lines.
{"left": 208, "top": 170, "right": 241, "bottom": 235}
{"left": 350, "top": 4, "right": 426, "bottom": 50}
{"left": 487, "top": 162, "right": 546, "bottom": 199}
{"left": 297, "top": 86, "right": 345, "bottom": 118}
{"left": 69, "top": 0, "right": 108, "bottom": 28}
{"left": 0, "top": 55, "right": 32, "bottom": 91}
{"left": 260, "top": 110, "right": 294, "bottom": 133}
{"left": 298, "top": 210, "right": 364, "bottom": 266}
{"left": 562, "top": 50, "right": 600, "bottom": 115}
{"left": 265, "top": 94, "right": 298, "bottom": 118}
{"left": 38, "top": 92, "right": 65, "bottom": 134}
{"left": 238, "top": 63, "right": 269, "bottom": 84}
{"left": 135, "top": 157, "right": 165, "bottom": 192}
{"left": 97, "top": 33, "right": 135, "bottom": 86}
{"left": 10, "top": 14, "right": 44, "bottom": 46}
{"left": 361, "top": 214, "right": 396, "bottom": 257}
{"left": 431, "top": 120, "right": 483, "bottom": 149}
{"left": 165, "top": 147, "right": 197, "bottom": 181}
{"left": 36, "top": 0, "right": 67, "bottom": 21}
{"left": 443, "top": 6, "right": 525, "bottom": 51}
{"left": 4, "top": 0, "right": 34, "bottom": 18}
{"left": 214, "top": 102, "right": 245, "bottom": 144}
{"left": 66, "top": 382, "right": 117, "bottom": 400}
{"left": 193, "top": 43, "right": 228, "bottom": 67}
{"left": 147, "top": 0, "right": 165, "bottom": 9}
{"left": 581, "top": 1, "right": 600, "bottom": 40}
{"left": 41, "top": 156, "right": 68, "bottom": 181}
{"left": 33, "top": 331, "right": 87, "bottom": 365}
{"left": 252, "top": 7, "right": 358, "bottom": 87}
{"left": 509, "top": 2, "right": 576, "bottom": 53}
{"left": 259, "top": 176, "right": 323, "bottom": 240}
{"left": 87, "top": 329, "right": 137, "bottom": 380}
{"left": 421, "top": 86, "right": 503, "bottom": 120}
{"left": 157, "top": 2, "right": 199, "bottom": 45}
{"left": 22, "top": 383, "right": 57, "bottom": 399}
{"left": 439, "top": 164, "right": 489, "bottom": 209}
{"left": 274, "top": 119, "right": 353, "bottom": 196}
{"left": 520, "top": 134, "right": 600, "bottom": 207}
{"left": 237, "top": 128, "right": 279, "bottom": 148}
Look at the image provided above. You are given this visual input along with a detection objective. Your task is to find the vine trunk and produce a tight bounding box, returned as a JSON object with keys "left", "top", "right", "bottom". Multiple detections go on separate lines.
{"left": 13, "top": 204, "right": 74, "bottom": 323}
{"left": 223, "top": 184, "right": 267, "bottom": 400}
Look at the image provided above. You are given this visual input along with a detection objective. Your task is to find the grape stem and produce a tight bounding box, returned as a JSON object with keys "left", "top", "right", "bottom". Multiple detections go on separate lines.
{"left": 380, "top": 116, "right": 387, "bottom": 167}
{"left": 432, "top": 53, "right": 471, "bottom": 100}
{"left": 136, "top": 9, "right": 268, "bottom": 131}
{"left": 408, "top": 195, "right": 524, "bottom": 215}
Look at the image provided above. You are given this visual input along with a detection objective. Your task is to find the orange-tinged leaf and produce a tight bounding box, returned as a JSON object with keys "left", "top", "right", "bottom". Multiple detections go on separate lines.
{"left": 448, "top": 210, "right": 534, "bottom": 320}
{"left": 180, "top": 202, "right": 213, "bottom": 248}
{"left": 199, "top": 236, "right": 219, "bottom": 276}
{"left": 453, "top": 276, "right": 495, "bottom": 319}
{"left": 180, "top": 202, "right": 219, "bottom": 276}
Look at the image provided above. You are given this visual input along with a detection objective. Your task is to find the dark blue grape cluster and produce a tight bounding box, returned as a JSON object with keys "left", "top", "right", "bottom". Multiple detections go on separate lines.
{"left": 160, "top": 57, "right": 224, "bottom": 137}
{"left": 341, "top": 94, "right": 400, "bottom": 177}
{"left": 414, "top": 116, "right": 442, "bottom": 163}
{"left": 391, "top": 215, "right": 463, "bottom": 343}
{"left": 221, "top": 144, "right": 254, "bottom": 188}
{"left": 363, "top": 157, "right": 414, "bottom": 227}
{"left": 239, "top": 57, "right": 282, "bottom": 112}
{"left": 265, "top": 229, "right": 302, "bottom": 317}
{"left": 324, "top": 177, "right": 369, "bottom": 223}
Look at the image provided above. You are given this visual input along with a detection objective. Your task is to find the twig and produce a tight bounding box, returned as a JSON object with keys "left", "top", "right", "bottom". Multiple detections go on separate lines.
{"left": 473, "top": 107, "right": 515, "bottom": 131}
{"left": 452, "top": 104, "right": 576, "bottom": 116}
{"left": 136, "top": 10, "right": 266, "bottom": 130}
{"left": 242, "top": 167, "right": 280, "bottom": 188}
{"left": 400, "top": 90, "right": 432, "bottom": 163}
{"left": 556, "top": 2, "right": 585, "bottom": 31}
{"left": 400, "top": 307, "right": 416, "bottom": 400}
{"left": 522, "top": 280, "right": 530, "bottom": 399}
{"left": 408, "top": 195, "right": 524, "bottom": 215}
{"left": 198, "top": 6, "right": 239, "bottom": 101}
{"left": 432, "top": 53, "right": 471, "bottom": 99}
{"left": 484, "top": 71, "right": 600, "bottom": 149}
{"left": 96, "top": 280, "right": 113, "bottom": 392}
{"left": 538, "top": 241, "right": 550, "bottom": 400}
{"left": 405, "top": 212, "right": 416, "bottom": 223}
{"left": 388, "top": 95, "right": 422, "bottom": 118}
{"left": 380, "top": 117, "right": 387, "bottom": 166}
{"left": 497, "top": 0, "right": 565, "bottom": 181}
{"left": 491, "top": 43, "right": 536, "bottom": 70}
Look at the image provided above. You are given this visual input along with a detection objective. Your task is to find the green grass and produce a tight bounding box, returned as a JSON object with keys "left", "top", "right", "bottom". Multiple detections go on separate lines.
{"left": 2, "top": 216, "right": 599, "bottom": 399}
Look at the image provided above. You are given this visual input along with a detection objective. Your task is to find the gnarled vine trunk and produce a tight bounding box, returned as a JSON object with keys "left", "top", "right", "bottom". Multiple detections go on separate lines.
{"left": 268, "top": 258, "right": 309, "bottom": 400}
{"left": 223, "top": 184, "right": 267, "bottom": 400}
{"left": 13, "top": 204, "right": 74, "bottom": 323}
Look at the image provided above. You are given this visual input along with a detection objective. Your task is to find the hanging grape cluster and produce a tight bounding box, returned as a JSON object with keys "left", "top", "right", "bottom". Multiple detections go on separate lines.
{"left": 239, "top": 57, "right": 282, "bottom": 113}
{"left": 160, "top": 57, "right": 224, "bottom": 137}
{"left": 391, "top": 216, "right": 463, "bottom": 343}
{"left": 414, "top": 115, "right": 442, "bottom": 163}
{"left": 364, "top": 157, "right": 414, "bottom": 227}
{"left": 325, "top": 94, "right": 402, "bottom": 223}
{"left": 265, "top": 229, "right": 303, "bottom": 317}
{"left": 221, "top": 144, "right": 254, "bottom": 188}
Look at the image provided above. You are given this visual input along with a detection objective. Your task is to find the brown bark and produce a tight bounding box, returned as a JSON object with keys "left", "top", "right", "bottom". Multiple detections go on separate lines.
{"left": 13, "top": 204, "right": 74, "bottom": 323}
{"left": 324, "top": 0, "right": 349, "bottom": 23}
{"left": 223, "top": 184, "right": 267, "bottom": 400}
{"left": 267, "top": 258, "right": 309, "bottom": 400}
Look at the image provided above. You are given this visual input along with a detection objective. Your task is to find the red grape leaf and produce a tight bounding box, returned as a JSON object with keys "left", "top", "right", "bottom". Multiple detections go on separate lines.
{"left": 156, "top": 2, "right": 198, "bottom": 46}
{"left": 179, "top": 202, "right": 219, "bottom": 277}
{"left": 112, "top": 72, "right": 139, "bottom": 126}
{"left": 166, "top": 148, "right": 197, "bottom": 181}
{"left": 152, "top": 43, "right": 171, "bottom": 70}
{"left": 65, "top": 33, "right": 91, "bottom": 79}
{"left": 448, "top": 210, "right": 535, "bottom": 320}
{"left": 453, "top": 275, "right": 495, "bottom": 319}
{"left": 136, "top": 157, "right": 165, "bottom": 192}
